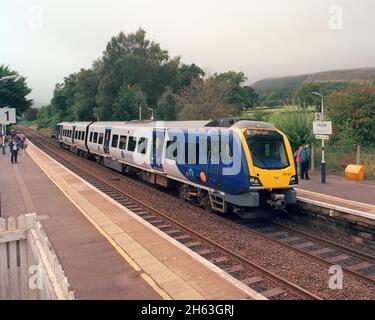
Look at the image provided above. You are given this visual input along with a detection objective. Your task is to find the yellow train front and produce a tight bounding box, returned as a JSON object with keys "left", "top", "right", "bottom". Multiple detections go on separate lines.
{"left": 236, "top": 121, "right": 298, "bottom": 214}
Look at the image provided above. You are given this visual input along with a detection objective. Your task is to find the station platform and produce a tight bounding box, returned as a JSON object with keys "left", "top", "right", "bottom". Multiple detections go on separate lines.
{"left": 296, "top": 171, "right": 375, "bottom": 216}
{"left": 0, "top": 143, "right": 263, "bottom": 300}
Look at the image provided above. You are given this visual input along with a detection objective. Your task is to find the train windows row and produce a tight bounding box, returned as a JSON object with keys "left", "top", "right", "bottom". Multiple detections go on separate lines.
{"left": 109, "top": 134, "right": 148, "bottom": 155}
{"left": 62, "top": 129, "right": 72, "bottom": 138}
{"left": 164, "top": 139, "right": 233, "bottom": 163}
{"left": 62, "top": 129, "right": 85, "bottom": 141}
{"left": 89, "top": 131, "right": 103, "bottom": 144}
{"left": 74, "top": 130, "right": 85, "bottom": 141}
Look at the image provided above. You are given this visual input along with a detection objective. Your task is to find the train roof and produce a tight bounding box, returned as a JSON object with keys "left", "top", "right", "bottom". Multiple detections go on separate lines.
{"left": 91, "top": 120, "right": 211, "bottom": 128}
{"left": 58, "top": 119, "right": 275, "bottom": 130}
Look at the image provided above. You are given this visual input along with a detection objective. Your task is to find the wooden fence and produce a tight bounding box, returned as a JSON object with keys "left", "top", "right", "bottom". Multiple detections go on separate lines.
{"left": 0, "top": 213, "right": 75, "bottom": 300}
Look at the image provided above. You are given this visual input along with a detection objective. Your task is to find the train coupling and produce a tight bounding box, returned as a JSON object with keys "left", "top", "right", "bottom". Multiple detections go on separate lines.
{"left": 267, "top": 193, "right": 286, "bottom": 212}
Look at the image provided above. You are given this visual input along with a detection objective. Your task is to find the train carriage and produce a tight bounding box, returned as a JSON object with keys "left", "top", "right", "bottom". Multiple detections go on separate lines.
{"left": 57, "top": 119, "right": 298, "bottom": 217}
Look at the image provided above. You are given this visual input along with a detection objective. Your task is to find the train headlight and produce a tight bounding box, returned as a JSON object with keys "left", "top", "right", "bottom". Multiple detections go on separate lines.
{"left": 249, "top": 176, "right": 262, "bottom": 186}
{"left": 289, "top": 175, "right": 298, "bottom": 185}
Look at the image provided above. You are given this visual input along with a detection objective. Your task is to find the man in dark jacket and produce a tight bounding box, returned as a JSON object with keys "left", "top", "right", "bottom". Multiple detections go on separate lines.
{"left": 9, "top": 137, "right": 21, "bottom": 163}
{"left": 300, "top": 144, "right": 310, "bottom": 180}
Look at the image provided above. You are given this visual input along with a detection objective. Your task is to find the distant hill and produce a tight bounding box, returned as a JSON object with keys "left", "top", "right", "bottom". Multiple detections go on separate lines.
{"left": 252, "top": 67, "right": 375, "bottom": 92}
{"left": 252, "top": 67, "right": 375, "bottom": 106}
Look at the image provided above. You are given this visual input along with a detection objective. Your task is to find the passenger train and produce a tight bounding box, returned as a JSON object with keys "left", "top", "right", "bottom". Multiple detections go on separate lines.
{"left": 56, "top": 119, "right": 298, "bottom": 217}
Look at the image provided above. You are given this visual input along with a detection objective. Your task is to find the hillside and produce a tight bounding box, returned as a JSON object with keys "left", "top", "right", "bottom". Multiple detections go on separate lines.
{"left": 252, "top": 67, "right": 375, "bottom": 92}
{"left": 252, "top": 67, "right": 375, "bottom": 105}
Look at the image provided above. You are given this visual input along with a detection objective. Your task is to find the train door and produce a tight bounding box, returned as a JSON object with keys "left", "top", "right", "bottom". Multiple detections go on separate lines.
{"left": 207, "top": 135, "right": 221, "bottom": 186}
{"left": 103, "top": 128, "right": 111, "bottom": 154}
{"left": 152, "top": 128, "right": 166, "bottom": 172}
{"left": 72, "top": 126, "right": 76, "bottom": 143}
{"left": 56, "top": 124, "right": 62, "bottom": 140}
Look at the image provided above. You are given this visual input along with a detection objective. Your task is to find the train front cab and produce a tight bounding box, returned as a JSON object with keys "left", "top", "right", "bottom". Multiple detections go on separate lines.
{"left": 237, "top": 124, "right": 298, "bottom": 212}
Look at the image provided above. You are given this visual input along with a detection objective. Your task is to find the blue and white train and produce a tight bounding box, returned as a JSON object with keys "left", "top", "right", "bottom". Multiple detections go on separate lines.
{"left": 56, "top": 119, "right": 298, "bottom": 216}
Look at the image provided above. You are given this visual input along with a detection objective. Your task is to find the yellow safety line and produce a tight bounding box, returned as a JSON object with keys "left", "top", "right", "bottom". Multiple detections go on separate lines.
{"left": 27, "top": 147, "right": 172, "bottom": 300}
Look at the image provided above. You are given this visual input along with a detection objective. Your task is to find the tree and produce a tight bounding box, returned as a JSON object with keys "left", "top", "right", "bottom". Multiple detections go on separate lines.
{"left": 36, "top": 105, "right": 59, "bottom": 129}
{"left": 269, "top": 110, "right": 314, "bottom": 148}
{"left": 232, "top": 85, "right": 258, "bottom": 110}
{"left": 293, "top": 83, "right": 321, "bottom": 108}
{"left": 176, "top": 78, "right": 235, "bottom": 120}
{"left": 96, "top": 29, "right": 180, "bottom": 120}
{"left": 326, "top": 82, "right": 375, "bottom": 146}
{"left": 156, "top": 88, "right": 178, "bottom": 120}
{"left": 72, "top": 68, "right": 98, "bottom": 121}
{"left": 23, "top": 108, "right": 39, "bottom": 121}
{"left": 176, "top": 63, "right": 205, "bottom": 91}
{"left": 0, "top": 65, "right": 32, "bottom": 115}
{"left": 50, "top": 74, "right": 78, "bottom": 121}
{"left": 112, "top": 85, "right": 147, "bottom": 120}
{"left": 213, "top": 71, "right": 258, "bottom": 112}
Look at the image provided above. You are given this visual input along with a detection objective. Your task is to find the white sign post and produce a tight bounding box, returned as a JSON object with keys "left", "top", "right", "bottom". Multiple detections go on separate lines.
{"left": 0, "top": 108, "right": 16, "bottom": 139}
{"left": 313, "top": 121, "right": 332, "bottom": 135}
{"left": 0, "top": 108, "right": 16, "bottom": 125}
{"left": 315, "top": 134, "right": 330, "bottom": 140}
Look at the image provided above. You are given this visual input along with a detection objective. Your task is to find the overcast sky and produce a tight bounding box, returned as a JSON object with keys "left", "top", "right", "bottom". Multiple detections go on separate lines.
{"left": 1, "top": 0, "right": 375, "bottom": 106}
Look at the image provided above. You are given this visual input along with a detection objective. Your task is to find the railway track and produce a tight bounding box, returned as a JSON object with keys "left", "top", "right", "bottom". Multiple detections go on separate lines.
{"left": 20, "top": 126, "right": 321, "bottom": 300}
{"left": 225, "top": 217, "right": 375, "bottom": 285}
{"left": 19, "top": 126, "right": 375, "bottom": 299}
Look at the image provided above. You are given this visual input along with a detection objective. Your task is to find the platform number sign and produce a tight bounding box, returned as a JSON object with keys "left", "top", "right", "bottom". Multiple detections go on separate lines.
{"left": 313, "top": 121, "right": 332, "bottom": 135}
{"left": 0, "top": 108, "right": 16, "bottom": 125}
{"left": 315, "top": 112, "right": 322, "bottom": 121}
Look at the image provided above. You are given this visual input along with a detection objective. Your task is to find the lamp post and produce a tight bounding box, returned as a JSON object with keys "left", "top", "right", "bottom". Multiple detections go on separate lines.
{"left": 311, "top": 91, "right": 326, "bottom": 183}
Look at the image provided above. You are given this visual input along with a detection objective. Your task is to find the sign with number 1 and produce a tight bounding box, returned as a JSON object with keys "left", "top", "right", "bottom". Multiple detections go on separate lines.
{"left": 0, "top": 108, "right": 16, "bottom": 124}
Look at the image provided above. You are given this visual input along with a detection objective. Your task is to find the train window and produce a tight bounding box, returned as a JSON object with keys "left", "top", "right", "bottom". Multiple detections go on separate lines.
{"left": 165, "top": 140, "right": 179, "bottom": 160}
{"left": 82, "top": 131, "right": 85, "bottom": 140}
{"left": 245, "top": 130, "right": 289, "bottom": 169}
{"left": 89, "top": 131, "right": 93, "bottom": 142}
{"left": 75, "top": 131, "right": 78, "bottom": 139}
{"left": 111, "top": 134, "right": 119, "bottom": 148}
{"left": 119, "top": 135, "right": 127, "bottom": 149}
{"left": 127, "top": 136, "right": 137, "bottom": 152}
{"left": 69, "top": 130, "right": 72, "bottom": 138}
{"left": 137, "top": 137, "right": 148, "bottom": 154}
{"left": 93, "top": 132, "right": 98, "bottom": 143}
{"left": 98, "top": 133, "right": 104, "bottom": 145}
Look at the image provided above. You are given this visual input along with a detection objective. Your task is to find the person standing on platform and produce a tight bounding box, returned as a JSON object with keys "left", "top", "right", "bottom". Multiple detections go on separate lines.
{"left": 1, "top": 134, "right": 6, "bottom": 155}
{"left": 21, "top": 134, "right": 27, "bottom": 156}
{"left": 9, "top": 136, "right": 21, "bottom": 163}
{"left": 294, "top": 146, "right": 302, "bottom": 177}
{"left": 300, "top": 144, "right": 311, "bottom": 180}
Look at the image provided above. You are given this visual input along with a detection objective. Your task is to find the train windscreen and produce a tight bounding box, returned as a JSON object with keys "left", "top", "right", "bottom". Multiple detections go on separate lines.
{"left": 244, "top": 129, "right": 289, "bottom": 169}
